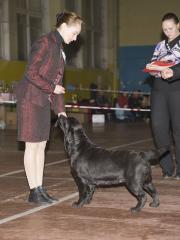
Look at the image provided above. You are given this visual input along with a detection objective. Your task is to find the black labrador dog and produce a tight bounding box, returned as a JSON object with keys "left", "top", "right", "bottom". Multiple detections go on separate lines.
{"left": 58, "top": 115, "right": 160, "bottom": 213}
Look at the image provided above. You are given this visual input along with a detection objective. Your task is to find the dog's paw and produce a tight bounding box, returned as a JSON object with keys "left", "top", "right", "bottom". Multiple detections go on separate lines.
{"left": 72, "top": 201, "right": 83, "bottom": 208}
{"left": 86, "top": 200, "right": 91, "bottom": 204}
{"left": 149, "top": 202, "right": 160, "bottom": 208}
{"left": 130, "top": 207, "right": 141, "bottom": 213}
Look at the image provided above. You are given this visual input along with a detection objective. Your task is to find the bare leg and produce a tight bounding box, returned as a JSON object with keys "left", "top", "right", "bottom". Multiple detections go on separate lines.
{"left": 24, "top": 142, "right": 39, "bottom": 189}
{"left": 36, "top": 141, "right": 47, "bottom": 187}
{"left": 24, "top": 141, "right": 47, "bottom": 188}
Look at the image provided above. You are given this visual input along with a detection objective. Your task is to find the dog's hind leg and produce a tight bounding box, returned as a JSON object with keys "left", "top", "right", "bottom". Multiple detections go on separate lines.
{"left": 127, "top": 183, "right": 147, "bottom": 213}
{"left": 143, "top": 182, "right": 160, "bottom": 207}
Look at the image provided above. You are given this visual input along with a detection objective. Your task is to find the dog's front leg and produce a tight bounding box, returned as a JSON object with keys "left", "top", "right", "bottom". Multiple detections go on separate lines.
{"left": 71, "top": 172, "right": 88, "bottom": 208}
{"left": 73, "top": 183, "right": 96, "bottom": 208}
{"left": 72, "top": 177, "right": 88, "bottom": 208}
{"left": 72, "top": 174, "right": 95, "bottom": 208}
{"left": 85, "top": 184, "right": 96, "bottom": 204}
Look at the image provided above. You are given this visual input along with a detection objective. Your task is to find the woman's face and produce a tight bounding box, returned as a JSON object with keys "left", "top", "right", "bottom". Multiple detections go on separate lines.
{"left": 162, "top": 19, "right": 180, "bottom": 41}
{"left": 59, "top": 22, "right": 82, "bottom": 44}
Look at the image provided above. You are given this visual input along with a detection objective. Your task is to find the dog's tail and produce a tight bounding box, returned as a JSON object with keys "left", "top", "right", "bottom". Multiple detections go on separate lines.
{"left": 140, "top": 147, "right": 170, "bottom": 166}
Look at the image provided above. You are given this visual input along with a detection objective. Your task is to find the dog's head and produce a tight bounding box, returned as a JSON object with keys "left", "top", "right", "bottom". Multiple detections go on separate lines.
{"left": 57, "top": 115, "right": 84, "bottom": 151}
{"left": 58, "top": 115, "right": 82, "bottom": 134}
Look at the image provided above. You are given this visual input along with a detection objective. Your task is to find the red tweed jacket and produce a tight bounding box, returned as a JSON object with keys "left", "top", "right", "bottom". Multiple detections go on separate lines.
{"left": 16, "top": 31, "right": 65, "bottom": 114}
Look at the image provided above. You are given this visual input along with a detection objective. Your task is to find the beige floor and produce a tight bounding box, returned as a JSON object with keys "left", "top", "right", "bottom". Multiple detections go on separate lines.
{"left": 0, "top": 121, "right": 179, "bottom": 240}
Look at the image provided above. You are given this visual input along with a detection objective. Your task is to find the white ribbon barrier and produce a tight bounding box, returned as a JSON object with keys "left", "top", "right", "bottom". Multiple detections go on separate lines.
{"left": 65, "top": 104, "right": 150, "bottom": 112}
{"left": 0, "top": 101, "right": 150, "bottom": 112}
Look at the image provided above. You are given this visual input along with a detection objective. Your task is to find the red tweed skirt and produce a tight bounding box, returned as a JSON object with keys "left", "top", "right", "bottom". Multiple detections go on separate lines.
{"left": 17, "top": 99, "right": 51, "bottom": 142}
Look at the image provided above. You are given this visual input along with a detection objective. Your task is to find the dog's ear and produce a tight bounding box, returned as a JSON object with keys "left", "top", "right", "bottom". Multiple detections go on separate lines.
{"left": 73, "top": 123, "right": 82, "bottom": 132}
{"left": 63, "top": 118, "right": 73, "bottom": 137}
{"left": 58, "top": 115, "right": 67, "bottom": 122}
{"left": 59, "top": 114, "right": 67, "bottom": 119}
{"left": 55, "top": 115, "right": 68, "bottom": 128}
{"left": 54, "top": 118, "right": 59, "bottom": 127}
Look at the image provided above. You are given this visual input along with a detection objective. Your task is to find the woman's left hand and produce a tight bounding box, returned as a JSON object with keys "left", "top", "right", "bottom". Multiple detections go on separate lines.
{"left": 54, "top": 85, "right": 65, "bottom": 94}
{"left": 58, "top": 112, "right": 67, "bottom": 117}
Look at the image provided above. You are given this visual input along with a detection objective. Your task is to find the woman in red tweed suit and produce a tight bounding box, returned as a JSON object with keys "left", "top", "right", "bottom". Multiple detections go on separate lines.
{"left": 16, "top": 11, "right": 83, "bottom": 204}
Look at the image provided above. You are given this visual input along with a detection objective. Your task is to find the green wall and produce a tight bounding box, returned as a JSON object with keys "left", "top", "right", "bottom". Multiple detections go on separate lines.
{"left": 0, "top": 60, "right": 26, "bottom": 84}
{"left": 118, "top": 0, "right": 180, "bottom": 92}
{"left": 0, "top": 60, "right": 113, "bottom": 102}
{"left": 64, "top": 68, "right": 113, "bottom": 102}
{"left": 119, "top": 0, "right": 180, "bottom": 46}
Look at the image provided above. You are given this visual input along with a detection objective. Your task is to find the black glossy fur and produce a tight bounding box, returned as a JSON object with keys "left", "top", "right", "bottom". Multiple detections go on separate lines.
{"left": 58, "top": 116, "right": 160, "bottom": 213}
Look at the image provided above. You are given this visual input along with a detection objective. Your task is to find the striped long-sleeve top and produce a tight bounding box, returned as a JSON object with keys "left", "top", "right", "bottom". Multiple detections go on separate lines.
{"left": 151, "top": 35, "right": 180, "bottom": 64}
{"left": 151, "top": 35, "right": 180, "bottom": 91}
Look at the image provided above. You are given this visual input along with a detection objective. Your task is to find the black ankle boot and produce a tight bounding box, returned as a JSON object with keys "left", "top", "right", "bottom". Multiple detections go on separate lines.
{"left": 38, "top": 186, "right": 58, "bottom": 203}
{"left": 28, "top": 186, "right": 55, "bottom": 204}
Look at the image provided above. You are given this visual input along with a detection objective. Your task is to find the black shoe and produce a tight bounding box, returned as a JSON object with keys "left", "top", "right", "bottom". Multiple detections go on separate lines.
{"left": 38, "top": 186, "right": 58, "bottom": 203}
{"left": 28, "top": 186, "right": 55, "bottom": 204}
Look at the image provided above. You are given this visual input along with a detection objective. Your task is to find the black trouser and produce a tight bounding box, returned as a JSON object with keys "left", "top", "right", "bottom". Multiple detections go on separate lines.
{"left": 151, "top": 90, "right": 180, "bottom": 175}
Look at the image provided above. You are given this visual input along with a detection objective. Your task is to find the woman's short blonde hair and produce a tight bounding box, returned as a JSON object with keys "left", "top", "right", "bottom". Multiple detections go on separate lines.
{"left": 56, "top": 11, "right": 84, "bottom": 28}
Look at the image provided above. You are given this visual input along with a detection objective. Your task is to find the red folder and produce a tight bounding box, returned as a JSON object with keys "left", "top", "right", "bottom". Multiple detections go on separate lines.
{"left": 143, "top": 61, "right": 175, "bottom": 73}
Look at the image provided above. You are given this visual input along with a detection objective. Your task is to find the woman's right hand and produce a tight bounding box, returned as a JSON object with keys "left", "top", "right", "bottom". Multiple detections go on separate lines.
{"left": 54, "top": 85, "right": 65, "bottom": 94}
{"left": 161, "top": 68, "right": 174, "bottom": 79}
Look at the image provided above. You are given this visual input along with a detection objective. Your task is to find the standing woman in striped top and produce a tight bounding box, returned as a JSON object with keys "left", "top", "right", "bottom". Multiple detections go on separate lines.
{"left": 146, "top": 13, "right": 180, "bottom": 179}
{"left": 16, "top": 11, "right": 83, "bottom": 204}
